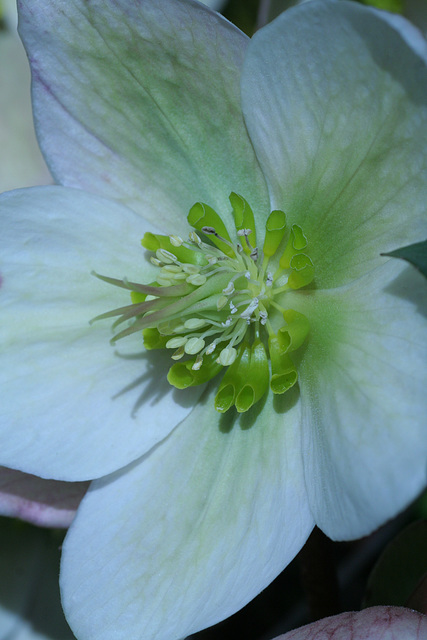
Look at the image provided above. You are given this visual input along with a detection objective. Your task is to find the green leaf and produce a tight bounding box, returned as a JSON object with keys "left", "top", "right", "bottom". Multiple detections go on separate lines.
{"left": 360, "top": 0, "right": 404, "bottom": 15}
{"left": 382, "top": 240, "right": 427, "bottom": 278}
{"left": 363, "top": 520, "right": 427, "bottom": 609}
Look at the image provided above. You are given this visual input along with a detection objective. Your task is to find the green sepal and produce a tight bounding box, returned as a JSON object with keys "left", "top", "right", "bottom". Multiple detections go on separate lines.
{"left": 229, "top": 192, "right": 256, "bottom": 252}
{"left": 143, "top": 328, "right": 169, "bottom": 350}
{"left": 279, "top": 224, "right": 308, "bottom": 268}
{"left": 214, "top": 343, "right": 250, "bottom": 413}
{"left": 141, "top": 232, "right": 208, "bottom": 266}
{"left": 263, "top": 210, "right": 287, "bottom": 257}
{"left": 288, "top": 254, "right": 315, "bottom": 289}
{"left": 187, "top": 202, "right": 234, "bottom": 258}
{"left": 168, "top": 353, "right": 222, "bottom": 389}
{"left": 279, "top": 309, "right": 310, "bottom": 352}
{"left": 268, "top": 336, "right": 298, "bottom": 394}
{"left": 235, "top": 339, "right": 269, "bottom": 413}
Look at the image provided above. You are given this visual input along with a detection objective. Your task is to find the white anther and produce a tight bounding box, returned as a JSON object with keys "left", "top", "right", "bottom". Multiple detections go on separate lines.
{"left": 171, "top": 323, "right": 186, "bottom": 334}
{"left": 222, "top": 282, "right": 235, "bottom": 296}
{"left": 156, "top": 277, "right": 173, "bottom": 287}
{"left": 145, "top": 294, "right": 157, "bottom": 302}
{"left": 201, "top": 226, "right": 217, "bottom": 235}
{"left": 205, "top": 341, "right": 217, "bottom": 355}
{"left": 150, "top": 257, "right": 163, "bottom": 267}
{"left": 182, "top": 264, "right": 200, "bottom": 274}
{"left": 266, "top": 272, "right": 273, "bottom": 287}
{"left": 229, "top": 301, "right": 238, "bottom": 314}
{"left": 189, "top": 231, "right": 202, "bottom": 244}
{"left": 237, "top": 228, "right": 252, "bottom": 237}
{"left": 250, "top": 248, "right": 259, "bottom": 261}
{"left": 208, "top": 256, "right": 218, "bottom": 265}
{"left": 245, "top": 271, "right": 251, "bottom": 280}
{"left": 217, "top": 346, "right": 237, "bottom": 367}
{"left": 221, "top": 317, "right": 233, "bottom": 328}
{"left": 276, "top": 274, "right": 289, "bottom": 288}
{"left": 192, "top": 355, "right": 203, "bottom": 371}
{"left": 156, "top": 249, "right": 177, "bottom": 264}
{"left": 169, "top": 272, "right": 187, "bottom": 281}
{"left": 259, "top": 311, "right": 268, "bottom": 325}
{"left": 171, "top": 346, "right": 185, "bottom": 360}
{"left": 240, "top": 297, "right": 259, "bottom": 320}
{"left": 184, "top": 337, "right": 205, "bottom": 355}
{"left": 162, "top": 264, "right": 182, "bottom": 273}
{"left": 166, "top": 336, "right": 188, "bottom": 349}
{"left": 169, "top": 235, "right": 184, "bottom": 247}
{"left": 186, "top": 273, "right": 207, "bottom": 286}
{"left": 184, "top": 318, "right": 207, "bottom": 330}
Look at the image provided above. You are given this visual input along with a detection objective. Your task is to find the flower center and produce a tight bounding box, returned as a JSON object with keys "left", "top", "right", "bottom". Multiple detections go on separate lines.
{"left": 93, "top": 193, "right": 314, "bottom": 413}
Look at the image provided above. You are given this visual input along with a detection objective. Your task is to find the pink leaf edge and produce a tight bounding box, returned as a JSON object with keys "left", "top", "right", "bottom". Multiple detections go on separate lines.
{"left": 275, "top": 606, "right": 427, "bottom": 640}
{"left": 0, "top": 466, "right": 89, "bottom": 528}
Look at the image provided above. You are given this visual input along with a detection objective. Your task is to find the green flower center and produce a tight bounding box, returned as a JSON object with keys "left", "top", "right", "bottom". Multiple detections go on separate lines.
{"left": 93, "top": 193, "right": 314, "bottom": 413}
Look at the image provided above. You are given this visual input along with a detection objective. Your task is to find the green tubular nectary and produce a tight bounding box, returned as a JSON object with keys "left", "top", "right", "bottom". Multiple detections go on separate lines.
{"left": 93, "top": 192, "right": 313, "bottom": 413}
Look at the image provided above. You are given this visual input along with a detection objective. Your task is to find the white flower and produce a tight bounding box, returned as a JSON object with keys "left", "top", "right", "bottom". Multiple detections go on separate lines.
{"left": 1, "top": 1, "right": 426, "bottom": 639}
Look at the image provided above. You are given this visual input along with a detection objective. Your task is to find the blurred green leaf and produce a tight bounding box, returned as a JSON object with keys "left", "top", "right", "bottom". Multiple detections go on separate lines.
{"left": 364, "top": 521, "right": 427, "bottom": 610}
{"left": 223, "top": 0, "right": 259, "bottom": 35}
{"left": 259, "top": 0, "right": 297, "bottom": 26}
{"left": 0, "top": 518, "right": 74, "bottom": 639}
{"left": 360, "top": 0, "right": 404, "bottom": 14}
{"left": 382, "top": 240, "right": 427, "bottom": 278}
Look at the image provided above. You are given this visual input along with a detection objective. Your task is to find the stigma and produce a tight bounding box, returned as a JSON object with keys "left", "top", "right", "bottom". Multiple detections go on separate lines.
{"left": 92, "top": 193, "right": 313, "bottom": 413}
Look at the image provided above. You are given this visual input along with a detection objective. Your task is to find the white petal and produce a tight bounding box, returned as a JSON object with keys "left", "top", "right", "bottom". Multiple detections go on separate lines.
{"left": 0, "top": 187, "right": 202, "bottom": 481}
{"left": 288, "top": 261, "right": 427, "bottom": 539}
{"left": 18, "top": 0, "right": 269, "bottom": 231}
{"left": 0, "top": 466, "right": 88, "bottom": 528}
{"left": 241, "top": 0, "right": 427, "bottom": 287}
{"left": 61, "top": 389, "right": 313, "bottom": 640}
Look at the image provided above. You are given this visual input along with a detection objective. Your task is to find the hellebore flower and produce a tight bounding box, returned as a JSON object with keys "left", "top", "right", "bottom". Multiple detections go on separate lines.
{"left": 1, "top": 0, "right": 427, "bottom": 639}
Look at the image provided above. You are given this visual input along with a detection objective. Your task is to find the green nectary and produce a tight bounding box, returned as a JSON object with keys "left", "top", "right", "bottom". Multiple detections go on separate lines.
{"left": 93, "top": 193, "right": 313, "bottom": 413}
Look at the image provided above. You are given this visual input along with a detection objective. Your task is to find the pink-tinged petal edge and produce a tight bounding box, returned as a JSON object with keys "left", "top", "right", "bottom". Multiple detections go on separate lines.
{"left": 276, "top": 606, "right": 427, "bottom": 640}
{"left": 0, "top": 467, "right": 89, "bottom": 528}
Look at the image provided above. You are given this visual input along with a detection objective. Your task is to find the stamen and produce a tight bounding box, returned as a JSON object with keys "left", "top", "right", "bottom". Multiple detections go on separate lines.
{"left": 156, "top": 249, "right": 177, "bottom": 264}
{"left": 217, "top": 346, "right": 237, "bottom": 366}
{"left": 240, "top": 297, "right": 259, "bottom": 320}
{"left": 171, "top": 346, "right": 185, "bottom": 360}
{"left": 95, "top": 194, "right": 314, "bottom": 414}
{"left": 192, "top": 355, "right": 203, "bottom": 371}
{"left": 205, "top": 341, "right": 217, "bottom": 355}
{"left": 166, "top": 337, "right": 187, "bottom": 349}
{"left": 184, "top": 337, "right": 205, "bottom": 355}
{"left": 184, "top": 318, "right": 208, "bottom": 330}
{"left": 186, "top": 274, "right": 207, "bottom": 286}
{"left": 250, "top": 248, "right": 259, "bottom": 262}
{"left": 222, "top": 282, "right": 235, "bottom": 296}
{"left": 169, "top": 235, "right": 184, "bottom": 247}
{"left": 189, "top": 231, "right": 202, "bottom": 244}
